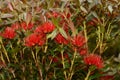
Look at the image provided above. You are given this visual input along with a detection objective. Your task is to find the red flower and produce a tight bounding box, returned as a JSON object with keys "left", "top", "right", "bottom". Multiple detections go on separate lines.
{"left": 100, "top": 75, "right": 114, "bottom": 80}
{"left": 11, "top": 22, "right": 20, "bottom": 30}
{"left": 21, "top": 21, "right": 33, "bottom": 30}
{"left": 25, "top": 33, "right": 39, "bottom": 47}
{"left": 42, "top": 22, "right": 55, "bottom": 33}
{"left": 87, "top": 21, "right": 96, "bottom": 26}
{"left": 24, "top": 33, "right": 46, "bottom": 47}
{"left": 72, "top": 35, "right": 86, "bottom": 47}
{"left": 2, "top": 27, "right": 16, "bottom": 39}
{"left": 38, "top": 36, "right": 46, "bottom": 46}
{"left": 84, "top": 54, "right": 103, "bottom": 69}
{"left": 79, "top": 48, "right": 87, "bottom": 56}
{"left": 54, "top": 33, "right": 69, "bottom": 45}
{"left": 46, "top": 11, "right": 60, "bottom": 18}
{"left": 34, "top": 25, "right": 43, "bottom": 33}
{"left": 52, "top": 12, "right": 59, "bottom": 18}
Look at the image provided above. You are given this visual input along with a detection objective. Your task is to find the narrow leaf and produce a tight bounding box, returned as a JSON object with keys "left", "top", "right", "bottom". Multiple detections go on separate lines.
{"left": 59, "top": 28, "right": 68, "bottom": 39}
{"left": 47, "top": 29, "right": 58, "bottom": 40}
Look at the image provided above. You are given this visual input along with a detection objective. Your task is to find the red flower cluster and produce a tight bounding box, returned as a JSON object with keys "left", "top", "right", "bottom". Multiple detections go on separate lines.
{"left": 11, "top": 22, "right": 20, "bottom": 30}
{"left": 34, "top": 22, "right": 55, "bottom": 34}
{"left": 34, "top": 25, "right": 43, "bottom": 33}
{"left": 47, "top": 11, "right": 71, "bottom": 19}
{"left": 1, "top": 27, "right": 16, "bottom": 39}
{"left": 54, "top": 33, "right": 69, "bottom": 45}
{"left": 79, "top": 48, "right": 87, "bottom": 56}
{"left": 84, "top": 54, "right": 103, "bottom": 69}
{"left": 21, "top": 21, "right": 33, "bottom": 30}
{"left": 72, "top": 35, "right": 86, "bottom": 47}
{"left": 24, "top": 33, "right": 46, "bottom": 47}
{"left": 51, "top": 11, "right": 59, "bottom": 18}
{"left": 46, "top": 11, "right": 59, "bottom": 18}
{"left": 24, "top": 21, "right": 55, "bottom": 47}
{"left": 42, "top": 22, "right": 55, "bottom": 33}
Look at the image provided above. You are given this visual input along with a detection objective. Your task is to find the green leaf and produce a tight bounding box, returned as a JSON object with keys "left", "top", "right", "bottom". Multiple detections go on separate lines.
{"left": 47, "top": 29, "right": 58, "bottom": 40}
{"left": 18, "top": 13, "right": 25, "bottom": 21}
{"left": 108, "top": 5, "right": 113, "bottom": 13}
{"left": 51, "top": 18, "right": 59, "bottom": 28}
{"left": 59, "top": 28, "right": 68, "bottom": 39}
{"left": 1, "top": 13, "right": 13, "bottom": 18}
{"left": 26, "top": 13, "right": 32, "bottom": 25}
{"left": 89, "top": 72, "right": 102, "bottom": 80}
{"left": 80, "top": 6, "right": 88, "bottom": 13}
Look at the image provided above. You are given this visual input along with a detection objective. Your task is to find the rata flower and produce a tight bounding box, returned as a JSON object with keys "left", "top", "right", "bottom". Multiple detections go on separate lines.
{"left": 54, "top": 33, "right": 69, "bottom": 45}
{"left": 42, "top": 22, "right": 55, "bottom": 33}
{"left": 24, "top": 33, "right": 46, "bottom": 47}
{"left": 79, "top": 48, "right": 87, "bottom": 56}
{"left": 1, "top": 27, "right": 16, "bottom": 39}
{"left": 34, "top": 25, "right": 43, "bottom": 33}
{"left": 24, "top": 33, "right": 39, "bottom": 47}
{"left": 21, "top": 21, "right": 33, "bottom": 30}
{"left": 71, "top": 35, "right": 86, "bottom": 47}
{"left": 11, "top": 22, "right": 20, "bottom": 30}
{"left": 37, "top": 35, "right": 46, "bottom": 46}
{"left": 84, "top": 54, "right": 103, "bottom": 69}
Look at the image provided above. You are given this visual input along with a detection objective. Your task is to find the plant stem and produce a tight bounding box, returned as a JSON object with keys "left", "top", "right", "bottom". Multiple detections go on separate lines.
{"left": 100, "top": 32, "right": 103, "bottom": 54}
{"left": 0, "top": 51, "right": 6, "bottom": 64}
{"left": 83, "top": 21, "right": 88, "bottom": 48}
{"left": 69, "top": 48, "right": 77, "bottom": 80}
{"left": 84, "top": 70, "right": 91, "bottom": 80}
{"left": 0, "top": 39, "right": 10, "bottom": 63}
{"left": 32, "top": 50, "right": 43, "bottom": 80}
{"left": 61, "top": 49, "right": 68, "bottom": 80}
{"left": 44, "top": 39, "right": 48, "bottom": 53}
{"left": 10, "top": 43, "right": 18, "bottom": 63}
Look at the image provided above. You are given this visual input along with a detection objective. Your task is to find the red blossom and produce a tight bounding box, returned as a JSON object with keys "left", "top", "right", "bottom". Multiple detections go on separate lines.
{"left": 79, "top": 48, "right": 87, "bottom": 56}
{"left": 24, "top": 33, "right": 46, "bottom": 47}
{"left": 2, "top": 27, "right": 16, "bottom": 39}
{"left": 21, "top": 21, "right": 33, "bottom": 30}
{"left": 25, "top": 33, "right": 39, "bottom": 47}
{"left": 54, "top": 33, "right": 69, "bottom": 45}
{"left": 72, "top": 35, "right": 86, "bottom": 47}
{"left": 84, "top": 54, "right": 103, "bottom": 69}
{"left": 11, "top": 22, "right": 20, "bottom": 30}
{"left": 38, "top": 36, "right": 46, "bottom": 46}
{"left": 34, "top": 25, "right": 43, "bottom": 33}
{"left": 87, "top": 21, "right": 96, "bottom": 26}
{"left": 46, "top": 11, "right": 60, "bottom": 18}
{"left": 52, "top": 12, "right": 59, "bottom": 18}
{"left": 42, "top": 22, "right": 55, "bottom": 33}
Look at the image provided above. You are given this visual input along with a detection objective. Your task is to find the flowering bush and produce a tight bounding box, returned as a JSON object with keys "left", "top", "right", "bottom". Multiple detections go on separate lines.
{"left": 0, "top": 0, "right": 120, "bottom": 80}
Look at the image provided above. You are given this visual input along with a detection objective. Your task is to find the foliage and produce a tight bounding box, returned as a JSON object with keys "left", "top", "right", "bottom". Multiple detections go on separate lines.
{"left": 0, "top": 0, "right": 120, "bottom": 80}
